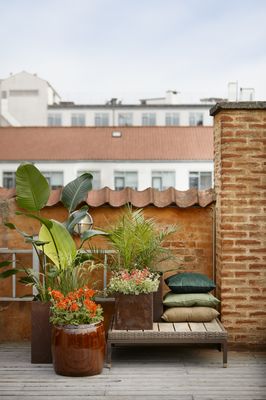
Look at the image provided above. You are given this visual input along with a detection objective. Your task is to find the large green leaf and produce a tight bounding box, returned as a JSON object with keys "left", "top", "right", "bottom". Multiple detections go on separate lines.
{"left": 16, "top": 163, "right": 50, "bottom": 211}
{"left": 61, "top": 173, "right": 93, "bottom": 213}
{"left": 39, "top": 220, "right": 77, "bottom": 269}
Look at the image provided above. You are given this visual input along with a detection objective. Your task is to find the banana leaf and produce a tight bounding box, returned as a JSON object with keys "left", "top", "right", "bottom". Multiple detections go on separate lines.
{"left": 39, "top": 220, "right": 77, "bottom": 269}
{"left": 15, "top": 162, "right": 50, "bottom": 211}
{"left": 61, "top": 172, "right": 93, "bottom": 213}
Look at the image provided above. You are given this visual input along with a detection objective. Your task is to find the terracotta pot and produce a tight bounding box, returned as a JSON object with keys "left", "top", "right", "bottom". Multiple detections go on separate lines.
{"left": 52, "top": 322, "right": 106, "bottom": 376}
{"left": 31, "top": 301, "right": 52, "bottom": 364}
{"left": 114, "top": 293, "right": 153, "bottom": 330}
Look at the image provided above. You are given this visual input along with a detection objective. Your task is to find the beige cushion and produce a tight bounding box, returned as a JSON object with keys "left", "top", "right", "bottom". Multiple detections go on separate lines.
{"left": 161, "top": 307, "right": 220, "bottom": 322}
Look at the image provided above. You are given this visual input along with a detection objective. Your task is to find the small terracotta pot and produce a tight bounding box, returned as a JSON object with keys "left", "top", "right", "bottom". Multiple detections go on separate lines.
{"left": 52, "top": 322, "right": 106, "bottom": 376}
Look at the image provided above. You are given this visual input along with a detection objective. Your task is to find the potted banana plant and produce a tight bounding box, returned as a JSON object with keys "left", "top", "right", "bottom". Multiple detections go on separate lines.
{"left": 1, "top": 162, "right": 108, "bottom": 363}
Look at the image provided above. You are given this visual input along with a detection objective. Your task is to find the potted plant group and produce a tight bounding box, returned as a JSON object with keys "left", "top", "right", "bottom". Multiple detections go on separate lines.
{"left": 0, "top": 162, "right": 107, "bottom": 363}
{"left": 49, "top": 286, "right": 105, "bottom": 376}
{"left": 106, "top": 207, "right": 177, "bottom": 330}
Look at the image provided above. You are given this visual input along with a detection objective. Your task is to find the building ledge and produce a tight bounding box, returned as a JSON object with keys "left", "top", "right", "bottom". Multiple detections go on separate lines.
{"left": 210, "top": 101, "right": 266, "bottom": 116}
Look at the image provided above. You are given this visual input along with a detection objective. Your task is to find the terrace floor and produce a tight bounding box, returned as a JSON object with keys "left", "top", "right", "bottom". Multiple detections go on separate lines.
{"left": 0, "top": 342, "right": 265, "bottom": 400}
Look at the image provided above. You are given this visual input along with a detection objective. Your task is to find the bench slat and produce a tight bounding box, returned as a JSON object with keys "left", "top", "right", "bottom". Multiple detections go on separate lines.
{"left": 204, "top": 319, "right": 222, "bottom": 332}
{"left": 189, "top": 322, "right": 206, "bottom": 332}
{"left": 173, "top": 322, "right": 191, "bottom": 332}
{"left": 158, "top": 323, "right": 175, "bottom": 332}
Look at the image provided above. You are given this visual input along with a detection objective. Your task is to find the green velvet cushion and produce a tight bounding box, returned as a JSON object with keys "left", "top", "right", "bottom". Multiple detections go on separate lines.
{"left": 165, "top": 272, "right": 216, "bottom": 294}
{"left": 163, "top": 292, "right": 220, "bottom": 308}
{"left": 161, "top": 306, "right": 219, "bottom": 322}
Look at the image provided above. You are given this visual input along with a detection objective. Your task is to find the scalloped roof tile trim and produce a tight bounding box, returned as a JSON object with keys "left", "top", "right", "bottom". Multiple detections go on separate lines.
{"left": 0, "top": 187, "right": 215, "bottom": 208}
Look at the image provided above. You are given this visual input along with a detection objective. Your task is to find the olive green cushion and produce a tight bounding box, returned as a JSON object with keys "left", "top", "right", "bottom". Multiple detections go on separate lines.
{"left": 161, "top": 306, "right": 220, "bottom": 322}
{"left": 165, "top": 272, "right": 216, "bottom": 294}
{"left": 163, "top": 292, "right": 220, "bottom": 308}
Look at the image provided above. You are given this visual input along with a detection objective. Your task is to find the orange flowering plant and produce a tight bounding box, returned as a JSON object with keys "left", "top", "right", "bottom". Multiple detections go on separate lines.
{"left": 49, "top": 287, "right": 103, "bottom": 326}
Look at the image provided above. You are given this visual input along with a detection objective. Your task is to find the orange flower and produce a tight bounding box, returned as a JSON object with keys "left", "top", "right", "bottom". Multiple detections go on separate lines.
{"left": 70, "top": 302, "right": 79, "bottom": 312}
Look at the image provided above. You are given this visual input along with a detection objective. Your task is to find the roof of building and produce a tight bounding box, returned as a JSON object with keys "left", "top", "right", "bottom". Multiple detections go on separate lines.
{"left": 0, "top": 186, "right": 215, "bottom": 208}
{"left": 210, "top": 101, "right": 266, "bottom": 116}
{"left": 49, "top": 103, "right": 214, "bottom": 109}
{"left": 0, "top": 126, "right": 213, "bottom": 161}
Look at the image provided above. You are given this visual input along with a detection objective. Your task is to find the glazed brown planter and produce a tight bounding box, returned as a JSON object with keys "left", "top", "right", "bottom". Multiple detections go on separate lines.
{"left": 114, "top": 293, "right": 153, "bottom": 330}
{"left": 52, "top": 323, "right": 105, "bottom": 376}
{"left": 31, "top": 301, "right": 52, "bottom": 364}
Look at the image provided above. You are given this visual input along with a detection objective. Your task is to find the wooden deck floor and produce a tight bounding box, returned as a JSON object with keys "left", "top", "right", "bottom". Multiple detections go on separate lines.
{"left": 0, "top": 342, "right": 265, "bottom": 400}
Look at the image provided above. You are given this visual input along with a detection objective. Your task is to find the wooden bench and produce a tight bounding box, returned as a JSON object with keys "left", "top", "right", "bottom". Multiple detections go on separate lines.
{"left": 106, "top": 318, "right": 228, "bottom": 368}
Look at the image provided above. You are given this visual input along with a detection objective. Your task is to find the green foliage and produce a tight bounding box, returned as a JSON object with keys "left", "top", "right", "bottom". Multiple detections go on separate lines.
{"left": 3, "top": 163, "right": 105, "bottom": 301}
{"left": 61, "top": 173, "right": 93, "bottom": 213}
{"left": 39, "top": 220, "right": 77, "bottom": 269}
{"left": 15, "top": 163, "right": 50, "bottom": 211}
{"left": 107, "top": 206, "right": 178, "bottom": 272}
{"left": 108, "top": 268, "right": 160, "bottom": 295}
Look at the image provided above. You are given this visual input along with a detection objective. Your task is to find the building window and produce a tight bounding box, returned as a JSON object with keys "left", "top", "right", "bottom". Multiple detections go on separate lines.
{"left": 118, "top": 113, "right": 133, "bottom": 126}
{"left": 41, "top": 171, "right": 63, "bottom": 189}
{"left": 95, "top": 113, "right": 109, "bottom": 126}
{"left": 152, "top": 171, "right": 175, "bottom": 191}
{"left": 71, "top": 113, "right": 85, "bottom": 126}
{"left": 189, "top": 171, "right": 212, "bottom": 190}
{"left": 165, "top": 113, "right": 180, "bottom": 126}
{"left": 142, "top": 113, "right": 156, "bottom": 126}
{"left": 47, "top": 113, "right": 62, "bottom": 126}
{"left": 9, "top": 90, "right": 39, "bottom": 96}
{"left": 77, "top": 170, "right": 101, "bottom": 190}
{"left": 189, "top": 112, "right": 204, "bottom": 126}
{"left": 114, "top": 171, "right": 138, "bottom": 191}
{"left": 3, "top": 171, "right": 16, "bottom": 188}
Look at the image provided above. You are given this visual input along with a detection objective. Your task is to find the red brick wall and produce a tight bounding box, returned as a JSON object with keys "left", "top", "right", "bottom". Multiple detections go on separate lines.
{"left": 213, "top": 105, "right": 266, "bottom": 348}
{"left": 0, "top": 201, "right": 214, "bottom": 341}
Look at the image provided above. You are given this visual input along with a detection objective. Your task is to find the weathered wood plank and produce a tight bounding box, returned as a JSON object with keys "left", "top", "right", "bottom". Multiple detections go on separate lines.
{"left": 0, "top": 343, "right": 265, "bottom": 400}
{"left": 204, "top": 319, "right": 222, "bottom": 332}
{"left": 189, "top": 322, "right": 206, "bottom": 332}
{"left": 158, "top": 323, "right": 175, "bottom": 332}
{"left": 173, "top": 322, "right": 191, "bottom": 332}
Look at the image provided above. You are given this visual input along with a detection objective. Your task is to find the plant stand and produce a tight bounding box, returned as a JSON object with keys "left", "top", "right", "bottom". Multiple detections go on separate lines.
{"left": 31, "top": 301, "right": 52, "bottom": 364}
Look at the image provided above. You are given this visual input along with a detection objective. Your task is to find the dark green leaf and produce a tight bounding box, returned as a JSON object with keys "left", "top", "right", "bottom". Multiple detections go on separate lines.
{"left": 0, "top": 269, "right": 19, "bottom": 279}
{"left": 0, "top": 261, "right": 12, "bottom": 269}
{"left": 61, "top": 173, "right": 93, "bottom": 213}
{"left": 15, "top": 163, "right": 50, "bottom": 211}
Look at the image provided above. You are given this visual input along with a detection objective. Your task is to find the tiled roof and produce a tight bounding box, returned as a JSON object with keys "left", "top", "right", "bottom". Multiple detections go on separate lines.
{"left": 0, "top": 187, "right": 215, "bottom": 208}
{"left": 0, "top": 126, "right": 213, "bottom": 161}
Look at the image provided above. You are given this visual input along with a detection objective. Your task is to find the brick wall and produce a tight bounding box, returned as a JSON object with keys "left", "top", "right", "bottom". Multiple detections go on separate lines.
{"left": 211, "top": 102, "right": 266, "bottom": 348}
{"left": 0, "top": 201, "right": 214, "bottom": 341}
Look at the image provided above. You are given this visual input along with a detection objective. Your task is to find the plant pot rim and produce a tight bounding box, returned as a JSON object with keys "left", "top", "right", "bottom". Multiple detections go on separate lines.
{"left": 53, "top": 322, "right": 103, "bottom": 329}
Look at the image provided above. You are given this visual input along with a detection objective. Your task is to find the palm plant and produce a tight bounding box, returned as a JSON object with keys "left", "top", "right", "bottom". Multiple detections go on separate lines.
{"left": 106, "top": 206, "right": 178, "bottom": 272}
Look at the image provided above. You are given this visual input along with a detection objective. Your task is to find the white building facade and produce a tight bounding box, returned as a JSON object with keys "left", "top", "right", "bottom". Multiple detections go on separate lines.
{"left": 0, "top": 160, "right": 213, "bottom": 192}
{"left": 0, "top": 72, "right": 218, "bottom": 127}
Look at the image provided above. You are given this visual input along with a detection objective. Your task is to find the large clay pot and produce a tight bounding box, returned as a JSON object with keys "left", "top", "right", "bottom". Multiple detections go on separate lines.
{"left": 31, "top": 301, "right": 52, "bottom": 363}
{"left": 52, "top": 322, "right": 106, "bottom": 376}
{"left": 114, "top": 293, "right": 153, "bottom": 330}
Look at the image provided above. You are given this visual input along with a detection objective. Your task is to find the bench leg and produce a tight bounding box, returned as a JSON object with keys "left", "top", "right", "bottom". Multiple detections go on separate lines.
{"left": 105, "top": 340, "right": 112, "bottom": 369}
{"left": 222, "top": 341, "right": 228, "bottom": 368}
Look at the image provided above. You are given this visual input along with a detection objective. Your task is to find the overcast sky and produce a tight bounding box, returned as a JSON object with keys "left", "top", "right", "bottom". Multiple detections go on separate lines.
{"left": 0, "top": 0, "right": 265, "bottom": 103}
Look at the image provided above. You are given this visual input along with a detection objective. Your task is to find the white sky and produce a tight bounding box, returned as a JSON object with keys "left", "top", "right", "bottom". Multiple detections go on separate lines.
{"left": 0, "top": 0, "right": 266, "bottom": 103}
